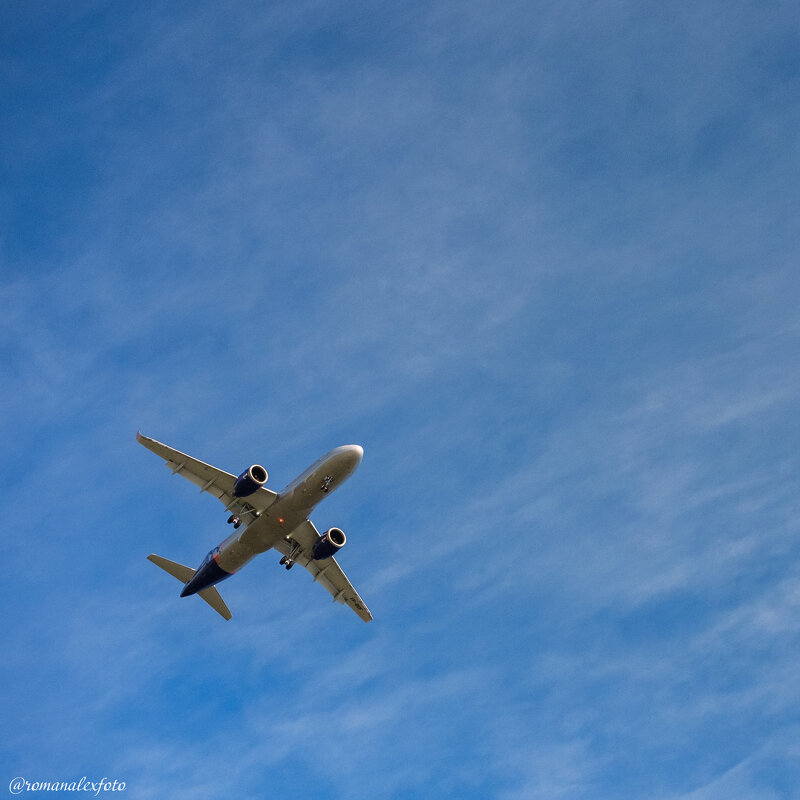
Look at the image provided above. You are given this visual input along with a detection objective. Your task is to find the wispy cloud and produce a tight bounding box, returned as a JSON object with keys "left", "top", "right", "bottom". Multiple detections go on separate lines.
{"left": 3, "top": 0, "right": 800, "bottom": 797}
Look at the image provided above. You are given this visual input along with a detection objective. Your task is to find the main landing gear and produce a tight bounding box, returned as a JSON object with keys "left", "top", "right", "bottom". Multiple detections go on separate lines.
{"left": 280, "top": 538, "right": 300, "bottom": 570}
{"left": 227, "top": 514, "right": 241, "bottom": 529}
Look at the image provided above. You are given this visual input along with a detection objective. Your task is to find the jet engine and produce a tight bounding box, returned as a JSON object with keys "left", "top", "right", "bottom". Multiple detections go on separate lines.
{"left": 312, "top": 527, "right": 347, "bottom": 560}
{"left": 233, "top": 464, "right": 268, "bottom": 497}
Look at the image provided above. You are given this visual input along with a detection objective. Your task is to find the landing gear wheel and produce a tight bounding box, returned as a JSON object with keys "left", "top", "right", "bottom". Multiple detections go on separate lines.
{"left": 233, "top": 520, "right": 241, "bottom": 529}
{"left": 227, "top": 515, "right": 235, "bottom": 524}
{"left": 279, "top": 556, "right": 288, "bottom": 565}
{"left": 285, "top": 560, "right": 295, "bottom": 570}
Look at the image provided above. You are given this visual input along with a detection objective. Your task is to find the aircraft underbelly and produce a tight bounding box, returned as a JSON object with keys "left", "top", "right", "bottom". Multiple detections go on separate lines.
{"left": 139, "top": 434, "right": 368, "bottom": 621}
{"left": 215, "top": 502, "right": 307, "bottom": 573}
{"left": 216, "top": 537, "right": 259, "bottom": 573}
{"left": 207, "top": 449, "right": 358, "bottom": 574}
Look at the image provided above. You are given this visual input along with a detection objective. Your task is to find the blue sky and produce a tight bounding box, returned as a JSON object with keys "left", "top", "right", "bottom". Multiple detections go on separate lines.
{"left": 2, "top": 1, "right": 800, "bottom": 798}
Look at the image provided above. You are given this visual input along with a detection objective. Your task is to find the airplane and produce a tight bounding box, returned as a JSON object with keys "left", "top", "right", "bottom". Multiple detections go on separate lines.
{"left": 137, "top": 433, "right": 372, "bottom": 622}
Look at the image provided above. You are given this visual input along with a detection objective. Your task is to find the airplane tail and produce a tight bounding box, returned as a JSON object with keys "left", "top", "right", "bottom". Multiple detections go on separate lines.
{"left": 147, "top": 554, "right": 232, "bottom": 620}
{"left": 148, "top": 553, "right": 194, "bottom": 583}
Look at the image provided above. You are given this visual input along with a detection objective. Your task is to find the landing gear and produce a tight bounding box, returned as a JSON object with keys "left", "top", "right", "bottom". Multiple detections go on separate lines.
{"left": 280, "top": 540, "right": 300, "bottom": 571}
{"left": 228, "top": 514, "right": 241, "bottom": 528}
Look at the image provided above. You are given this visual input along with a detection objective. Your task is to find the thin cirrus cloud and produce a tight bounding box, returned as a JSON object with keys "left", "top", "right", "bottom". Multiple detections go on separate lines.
{"left": 2, "top": 0, "right": 800, "bottom": 798}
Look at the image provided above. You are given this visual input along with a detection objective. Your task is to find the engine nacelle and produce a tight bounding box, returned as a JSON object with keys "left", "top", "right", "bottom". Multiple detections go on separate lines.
{"left": 312, "top": 527, "right": 347, "bottom": 560}
{"left": 233, "top": 464, "right": 268, "bottom": 497}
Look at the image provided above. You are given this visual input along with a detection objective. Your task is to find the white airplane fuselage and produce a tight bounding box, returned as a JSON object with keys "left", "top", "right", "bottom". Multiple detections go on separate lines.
{"left": 180, "top": 445, "right": 363, "bottom": 598}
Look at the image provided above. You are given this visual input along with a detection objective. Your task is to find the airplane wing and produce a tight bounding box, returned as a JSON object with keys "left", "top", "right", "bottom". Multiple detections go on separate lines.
{"left": 275, "top": 520, "right": 373, "bottom": 622}
{"left": 136, "top": 432, "right": 278, "bottom": 525}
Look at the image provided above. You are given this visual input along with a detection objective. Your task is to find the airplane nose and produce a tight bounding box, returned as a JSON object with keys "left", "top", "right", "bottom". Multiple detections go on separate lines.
{"left": 330, "top": 444, "right": 363, "bottom": 469}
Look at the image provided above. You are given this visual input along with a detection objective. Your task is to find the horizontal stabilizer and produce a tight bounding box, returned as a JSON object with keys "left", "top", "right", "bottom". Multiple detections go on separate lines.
{"left": 148, "top": 554, "right": 232, "bottom": 620}
{"left": 148, "top": 553, "right": 195, "bottom": 583}
{"left": 198, "top": 586, "right": 233, "bottom": 620}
